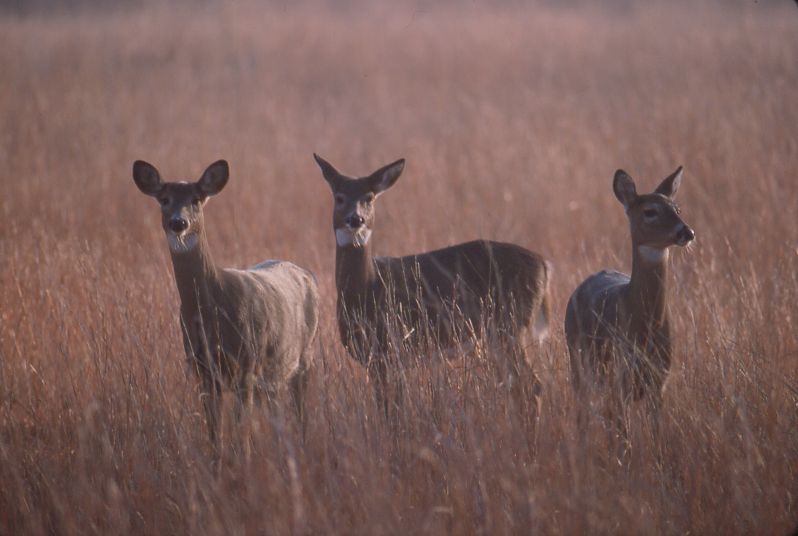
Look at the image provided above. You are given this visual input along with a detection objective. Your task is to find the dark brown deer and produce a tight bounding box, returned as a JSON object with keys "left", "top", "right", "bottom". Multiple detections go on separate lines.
{"left": 133, "top": 159, "right": 319, "bottom": 460}
{"left": 313, "top": 154, "right": 552, "bottom": 415}
{"left": 565, "top": 166, "right": 694, "bottom": 446}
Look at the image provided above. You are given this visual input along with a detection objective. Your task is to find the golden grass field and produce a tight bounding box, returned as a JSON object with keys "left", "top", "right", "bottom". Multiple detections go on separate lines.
{"left": 1, "top": 1, "right": 797, "bottom": 533}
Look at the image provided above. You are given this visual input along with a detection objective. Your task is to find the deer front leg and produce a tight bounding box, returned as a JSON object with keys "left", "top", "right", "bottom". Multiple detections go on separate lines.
{"left": 647, "top": 386, "right": 665, "bottom": 463}
{"left": 604, "top": 382, "right": 631, "bottom": 466}
{"left": 368, "top": 357, "right": 389, "bottom": 419}
{"left": 201, "top": 374, "right": 224, "bottom": 466}
{"left": 233, "top": 365, "right": 256, "bottom": 463}
{"left": 566, "top": 343, "right": 591, "bottom": 447}
{"left": 193, "top": 316, "right": 225, "bottom": 468}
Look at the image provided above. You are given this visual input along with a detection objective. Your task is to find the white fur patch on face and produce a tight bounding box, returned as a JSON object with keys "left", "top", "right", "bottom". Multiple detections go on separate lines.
{"left": 336, "top": 228, "right": 371, "bottom": 248}
{"left": 638, "top": 245, "right": 669, "bottom": 263}
{"left": 167, "top": 232, "right": 199, "bottom": 254}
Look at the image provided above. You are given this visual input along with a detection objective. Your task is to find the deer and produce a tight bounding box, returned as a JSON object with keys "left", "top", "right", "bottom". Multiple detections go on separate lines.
{"left": 564, "top": 165, "right": 694, "bottom": 451}
{"left": 133, "top": 159, "right": 319, "bottom": 461}
{"left": 313, "top": 154, "right": 552, "bottom": 417}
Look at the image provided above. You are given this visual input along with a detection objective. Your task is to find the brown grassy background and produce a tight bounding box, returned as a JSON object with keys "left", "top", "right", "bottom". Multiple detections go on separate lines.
{"left": 1, "top": 1, "right": 797, "bottom": 534}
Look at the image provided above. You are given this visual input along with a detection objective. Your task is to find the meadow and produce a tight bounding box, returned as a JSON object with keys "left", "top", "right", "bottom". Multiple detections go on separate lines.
{"left": 0, "top": 1, "right": 797, "bottom": 533}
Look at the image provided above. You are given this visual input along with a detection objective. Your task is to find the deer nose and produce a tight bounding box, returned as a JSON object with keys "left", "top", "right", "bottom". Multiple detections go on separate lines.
{"left": 346, "top": 215, "right": 365, "bottom": 229}
{"left": 169, "top": 218, "right": 189, "bottom": 233}
{"left": 677, "top": 225, "right": 695, "bottom": 244}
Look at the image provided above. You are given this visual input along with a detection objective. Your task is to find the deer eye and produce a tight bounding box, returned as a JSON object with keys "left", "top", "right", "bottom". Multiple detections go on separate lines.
{"left": 643, "top": 208, "right": 658, "bottom": 219}
{"left": 362, "top": 193, "right": 375, "bottom": 205}
{"left": 192, "top": 197, "right": 201, "bottom": 205}
{"left": 334, "top": 195, "right": 345, "bottom": 206}
{"left": 159, "top": 197, "right": 170, "bottom": 206}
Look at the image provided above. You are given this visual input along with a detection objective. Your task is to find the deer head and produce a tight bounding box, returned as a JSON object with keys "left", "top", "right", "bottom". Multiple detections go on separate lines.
{"left": 133, "top": 159, "right": 229, "bottom": 254}
{"left": 314, "top": 154, "right": 405, "bottom": 248}
{"left": 613, "top": 166, "right": 695, "bottom": 261}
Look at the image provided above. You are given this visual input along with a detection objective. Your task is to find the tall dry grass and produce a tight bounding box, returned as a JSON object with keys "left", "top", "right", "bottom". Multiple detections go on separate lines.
{"left": 0, "top": 1, "right": 797, "bottom": 534}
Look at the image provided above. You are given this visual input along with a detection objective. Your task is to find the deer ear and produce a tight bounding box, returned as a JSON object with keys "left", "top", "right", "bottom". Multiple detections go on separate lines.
{"left": 655, "top": 165, "right": 683, "bottom": 199}
{"left": 613, "top": 169, "right": 638, "bottom": 208}
{"left": 133, "top": 160, "right": 163, "bottom": 196}
{"left": 313, "top": 153, "right": 342, "bottom": 191}
{"left": 369, "top": 158, "right": 405, "bottom": 196}
{"left": 197, "top": 160, "right": 229, "bottom": 197}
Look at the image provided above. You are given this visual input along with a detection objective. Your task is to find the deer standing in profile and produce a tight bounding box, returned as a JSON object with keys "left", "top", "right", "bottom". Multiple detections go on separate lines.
{"left": 564, "top": 166, "right": 694, "bottom": 446}
{"left": 133, "top": 159, "right": 319, "bottom": 461}
{"left": 313, "top": 154, "right": 552, "bottom": 416}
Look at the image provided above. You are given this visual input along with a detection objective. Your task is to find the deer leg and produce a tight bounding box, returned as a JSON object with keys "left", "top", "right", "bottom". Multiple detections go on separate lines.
{"left": 599, "top": 368, "right": 629, "bottom": 465}
{"left": 194, "top": 316, "right": 226, "bottom": 468}
{"left": 494, "top": 328, "right": 540, "bottom": 423}
{"left": 601, "top": 351, "right": 632, "bottom": 464}
{"left": 510, "top": 337, "right": 541, "bottom": 422}
{"left": 233, "top": 366, "right": 256, "bottom": 463}
{"left": 567, "top": 343, "right": 593, "bottom": 452}
{"left": 573, "top": 385, "right": 590, "bottom": 459}
{"left": 616, "top": 406, "right": 631, "bottom": 465}
{"left": 569, "top": 348, "right": 586, "bottom": 430}
{"left": 290, "top": 364, "right": 310, "bottom": 439}
{"left": 201, "top": 375, "right": 223, "bottom": 468}
{"left": 608, "top": 391, "right": 631, "bottom": 465}
{"left": 368, "top": 358, "right": 389, "bottom": 419}
{"left": 486, "top": 331, "right": 512, "bottom": 394}
{"left": 648, "top": 387, "right": 665, "bottom": 462}
{"left": 392, "top": 362, "right": 406, "bottom": 422}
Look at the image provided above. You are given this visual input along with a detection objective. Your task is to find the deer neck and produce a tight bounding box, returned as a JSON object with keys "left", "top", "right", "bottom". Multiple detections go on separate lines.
{"left": 169, "top": 230, "right": 219, "bottom": 317}
{"left": 335, "top": 240, "right": 377, "bottom": 304}
{"left": 626, "top": 243, "right": 669, "bottom": 329}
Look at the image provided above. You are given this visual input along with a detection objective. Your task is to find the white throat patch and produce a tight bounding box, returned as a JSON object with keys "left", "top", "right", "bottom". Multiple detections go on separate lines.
{"left": 336, "top": 228, "right": 371, "bottom": 248}
{"left": 638, "top": 245, "right": 668, "bottom": 263}
{"left": 167, "top": 232, "right": 199, "bottom": 254}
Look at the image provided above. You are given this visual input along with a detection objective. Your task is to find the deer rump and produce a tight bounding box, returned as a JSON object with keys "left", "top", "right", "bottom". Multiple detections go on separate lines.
{"left": 337, "top": 239, "right": 549, "bottom": 365}
{"left": 565, "top": 270, "right": 671, "bottom": 401}
{"left": 184, "top": 260, "right": 318, "bottom": 390}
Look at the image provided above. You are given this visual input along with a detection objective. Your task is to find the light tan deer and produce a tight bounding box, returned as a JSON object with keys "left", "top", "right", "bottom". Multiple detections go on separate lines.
{"left": 313, "top": 154, "right": 552, "bottom": 415}
{"left": 133, "top": 159, "right": 319, "bottom": 459}
{"left": 565, "top": 166, "right": 694, "bottom": 442}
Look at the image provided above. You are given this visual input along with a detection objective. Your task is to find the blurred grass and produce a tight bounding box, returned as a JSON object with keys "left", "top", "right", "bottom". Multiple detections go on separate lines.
{"left": 0, "top": 1, "right": 797, "bottom": 534}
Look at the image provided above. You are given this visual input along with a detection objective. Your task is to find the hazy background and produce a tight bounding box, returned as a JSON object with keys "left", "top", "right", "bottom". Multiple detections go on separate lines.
{"left": 1, "top": 1, "right": 796, "bottom": 534}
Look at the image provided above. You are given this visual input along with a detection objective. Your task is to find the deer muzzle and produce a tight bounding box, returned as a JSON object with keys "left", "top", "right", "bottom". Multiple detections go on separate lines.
{"left": 676, "top": 225, "right": 695, "bottom": 246}
{"left": 169, "top": 218, "right": 189, "bottom": 233}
